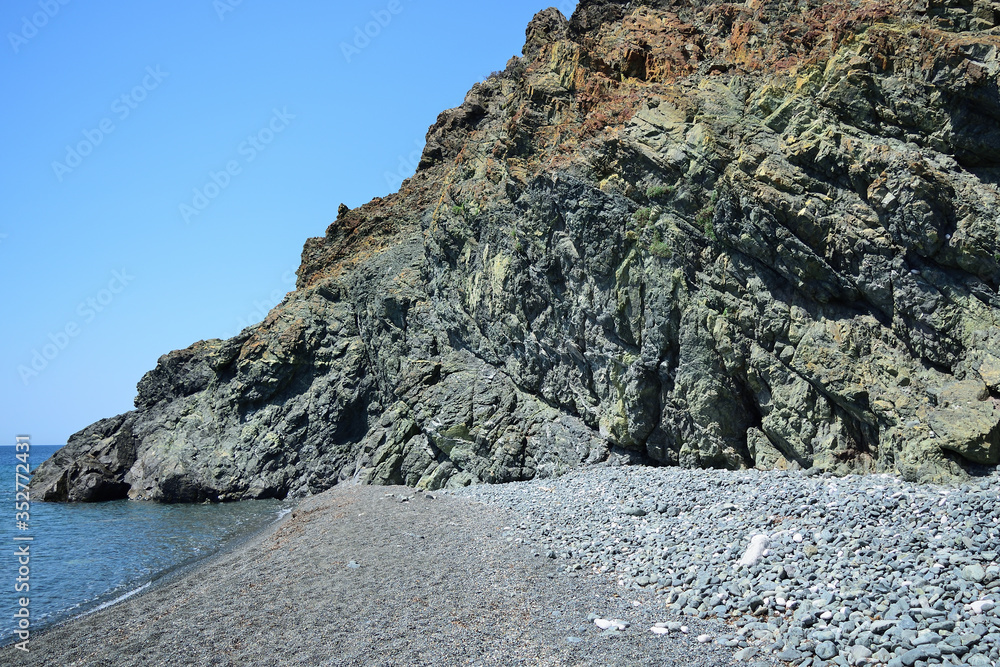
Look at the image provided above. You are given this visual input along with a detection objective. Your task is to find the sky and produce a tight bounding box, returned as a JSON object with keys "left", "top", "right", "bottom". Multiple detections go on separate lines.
{"left": 1, "top": 0, "right": 579, "bottom": 446}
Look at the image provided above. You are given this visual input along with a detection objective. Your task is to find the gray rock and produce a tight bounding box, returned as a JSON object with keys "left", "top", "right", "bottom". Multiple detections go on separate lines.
{"left": 899, "top": 644, "right": 942, "bottom": 666}
{"left": 776, "top": 647, "right": 804, "bottom": 661}
{"left": 847, "top": 644, "right": 872, "bottom": 665}
{"left": 815, "top": 641, "right": 838, "bottom": 660}
{"left": 870, "top": 620, "right": 896, "bottom": 635}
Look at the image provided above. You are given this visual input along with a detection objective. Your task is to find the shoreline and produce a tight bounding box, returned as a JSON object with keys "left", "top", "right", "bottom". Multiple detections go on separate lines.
{"left": 68, "top": 504, "right": 294, "bottom": 623}
{"left": 2, "top": 480, "right": 757, "bottom": 666}
{"left": 1, "top": 500, "right": 293, "bottom": 649}
{"left": 6, "top": 464, "right": 996, "bottom": 665}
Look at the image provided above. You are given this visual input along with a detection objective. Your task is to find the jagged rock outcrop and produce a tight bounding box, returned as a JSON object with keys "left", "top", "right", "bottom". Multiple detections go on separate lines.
{"left": 33, "top": 0, "right": 1000, "bottom": 502}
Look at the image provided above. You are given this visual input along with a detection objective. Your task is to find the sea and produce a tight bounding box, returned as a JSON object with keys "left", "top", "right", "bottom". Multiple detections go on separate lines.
{"left": 0, "top": 444, "right": 292, "bottom": 646}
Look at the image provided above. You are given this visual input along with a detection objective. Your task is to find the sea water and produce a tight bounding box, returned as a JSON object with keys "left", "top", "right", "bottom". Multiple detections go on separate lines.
{"left": 0, "top": 444, "right": 291, "bottom": 645}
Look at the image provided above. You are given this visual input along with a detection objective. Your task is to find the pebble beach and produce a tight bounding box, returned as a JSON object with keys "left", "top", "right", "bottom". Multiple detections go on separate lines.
{"left": 1, "top": 478, "right": 757, "bottom": 666}
{"left": 3, "top": 465, "right": 997, "bottom": 666}
{"left": 455, "top": 466, "right": 1000, "bottom": 667}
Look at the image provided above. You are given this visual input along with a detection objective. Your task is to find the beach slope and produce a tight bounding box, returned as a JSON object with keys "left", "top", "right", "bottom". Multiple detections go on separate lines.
{"left": 4, "top": 484, "right": 754, "bottom": 666}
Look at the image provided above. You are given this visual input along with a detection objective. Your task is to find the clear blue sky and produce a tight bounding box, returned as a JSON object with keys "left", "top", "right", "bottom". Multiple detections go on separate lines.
{"left": 1, "top": 0, "right": 578, "bottom": 446}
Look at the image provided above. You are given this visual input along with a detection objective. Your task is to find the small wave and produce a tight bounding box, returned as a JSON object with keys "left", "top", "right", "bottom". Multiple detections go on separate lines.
{"left": 84, "top": 582, "right": 152, "bottom": 616}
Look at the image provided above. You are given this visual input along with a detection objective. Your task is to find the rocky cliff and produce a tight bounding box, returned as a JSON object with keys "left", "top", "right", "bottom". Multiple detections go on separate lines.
{"left": 33, "top": 0, "right": 1000, "bottom": 502}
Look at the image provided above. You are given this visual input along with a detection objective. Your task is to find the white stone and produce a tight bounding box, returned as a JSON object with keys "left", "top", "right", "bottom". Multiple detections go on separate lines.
{"left": 969, "top": 600, "right": 995, "bottom": 615}
{"left": 594, "top": 619, "right": 613, "bottom": 629}
{"left": 696, "top": 634, "right": 712, "bottom": 643}
{"left": 736, "top": 534, "right": 770, "bottom": 567}
{"left": 650, "top": 626, "right": 669, "bottom": 635}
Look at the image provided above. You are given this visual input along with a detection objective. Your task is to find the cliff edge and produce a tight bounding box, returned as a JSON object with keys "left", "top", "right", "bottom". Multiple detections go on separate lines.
{"left": 33, "top": 0, "right": 1000, "bottom": 501}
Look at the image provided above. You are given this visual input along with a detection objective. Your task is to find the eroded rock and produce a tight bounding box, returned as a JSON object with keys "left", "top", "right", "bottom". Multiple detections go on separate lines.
{"left": 31, "top": 0, "right": 1000, "bottom": 501}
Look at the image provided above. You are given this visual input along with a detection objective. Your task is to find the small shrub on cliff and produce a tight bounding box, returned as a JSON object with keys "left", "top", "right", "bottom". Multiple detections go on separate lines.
{"left": 697, "top": 206, "right": 716, "bottom": 241}
{"left": 649, "top": 229, "right": 672, "bottom": 258}
{"left": 698, "top": 191, "right": 719, "bottom": 241}
{"left": 634, "top": 207, "right": 653, "bottom": 227}
{"left": 646, "top": 185, "right": 673, "bottom": 200}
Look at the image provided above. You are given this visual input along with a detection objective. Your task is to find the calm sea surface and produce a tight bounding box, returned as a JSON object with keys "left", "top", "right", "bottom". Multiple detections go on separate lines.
{"left": 0, "top": 444, "right": 291, "bottom": 645}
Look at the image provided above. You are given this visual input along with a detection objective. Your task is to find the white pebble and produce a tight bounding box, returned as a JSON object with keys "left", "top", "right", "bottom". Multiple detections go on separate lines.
{"left": 969, "top": 600, "right": 995, "bottom": 615}
{"left": 737, "top": 534, "right": 770, "bottom": 567}
{"left": 793, "top": 533, "right": 803, "bottom": 543}
{"left": 680, "top": 625, "right": 689, "bottom": 634}
{"left": 650, "top": 626, "right": 669, "bottom": 635}
{"left": 697, "top": 634, "right": 712, "bottom": 643}
{"left": 595, "top": 619, "right": 614, "bottom": 630}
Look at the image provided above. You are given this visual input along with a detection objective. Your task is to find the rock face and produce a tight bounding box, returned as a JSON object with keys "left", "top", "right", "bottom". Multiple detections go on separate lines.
{"left": 32, "top": 0, "right": 1000, "bottom": 502}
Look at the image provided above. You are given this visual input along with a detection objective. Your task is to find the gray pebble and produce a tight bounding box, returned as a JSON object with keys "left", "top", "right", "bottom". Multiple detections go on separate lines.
{"left": 453, "top": 465, "right": 1000, "bottom": 667}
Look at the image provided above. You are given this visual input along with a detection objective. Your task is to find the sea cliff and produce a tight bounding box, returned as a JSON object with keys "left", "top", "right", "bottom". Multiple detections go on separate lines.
{"left": 33, "top": 0, "right": 1000, "bottom": 502}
